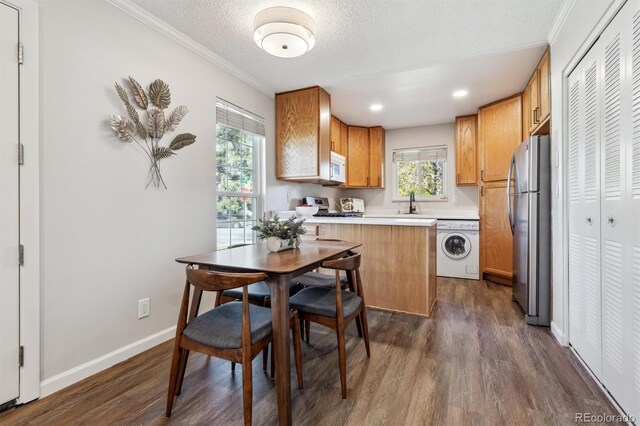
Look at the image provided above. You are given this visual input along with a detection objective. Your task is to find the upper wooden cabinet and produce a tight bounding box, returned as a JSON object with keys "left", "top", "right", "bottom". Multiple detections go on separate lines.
{"left": 345, "top": 125, "right": 385, "bottom": 188}
{"left": 340, "top": 121, "right": 348, "bottom": 158}
{"left": 525, "top": 48, "right": 550, "bottom": 135}
{"left": 454, "top": 114, "right": 478, "bottom": 186}
{"left": 276, "top": 86, "right": 331, "bottom": 182}
{"left": 331, "top": 115, "right": 342, "bottom": 154}
{"left": 478, "top": 94, "right": 522, "bottom": 182}
{"left": 368, "top": 126, "right": 385, "bottom": 188}
{"left": 347, "top": 126, "right": 370, "bottom": 187}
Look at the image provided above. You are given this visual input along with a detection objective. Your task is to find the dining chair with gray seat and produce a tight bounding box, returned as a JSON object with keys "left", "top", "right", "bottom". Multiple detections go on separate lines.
{"left": 289, "top": 252, "right": 370, "bottom": 399}
{"left": 166, "top": 266, "right": 303, "bottom": 425}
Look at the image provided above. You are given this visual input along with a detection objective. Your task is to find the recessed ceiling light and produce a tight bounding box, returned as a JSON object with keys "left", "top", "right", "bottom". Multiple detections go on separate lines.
{"left": 453, "top": 90, "right": 468, "bottom": 98}
{"left": 370, "top": 104, "right": 383, "bottom": 111}
{"left": 253, "top": 7, "right": 316, "bottom": 58}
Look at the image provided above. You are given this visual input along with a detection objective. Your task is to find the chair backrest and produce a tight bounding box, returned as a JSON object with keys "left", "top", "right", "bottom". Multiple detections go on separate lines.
{"left": 186, "top": 266, "right": 267, "bottom": 292}
{"left": 321, "top": 252, "right": 361, "bottom": 272}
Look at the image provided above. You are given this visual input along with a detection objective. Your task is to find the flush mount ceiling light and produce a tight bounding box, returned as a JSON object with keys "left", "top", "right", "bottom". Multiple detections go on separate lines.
{"left": 253, "top": 7, "right": 316, "bottom": 58}
{"left": 370, "top": 104, "right": 383, "bottom": 111}
{"left": 453, "top": 89, "right": 469, "bottom": 98}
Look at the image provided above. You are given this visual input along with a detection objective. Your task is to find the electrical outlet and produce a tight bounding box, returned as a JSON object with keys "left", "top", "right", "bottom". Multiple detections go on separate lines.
{"left": 138, "top": 298, "right": 150, "bottom": 319}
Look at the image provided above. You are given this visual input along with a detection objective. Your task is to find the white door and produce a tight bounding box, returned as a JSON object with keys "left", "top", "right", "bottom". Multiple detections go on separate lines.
{"left": 568, "top": 43, "right": 602, "bottom": 379}
{"left": 0, "top": 2, "right": 20, "bottom": 408}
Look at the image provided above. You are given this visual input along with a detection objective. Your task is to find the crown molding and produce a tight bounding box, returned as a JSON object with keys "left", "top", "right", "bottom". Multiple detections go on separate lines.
{"left": 547, "top": 0, "right": 576, "bottom": 45}
{"left": 105, "top": 0, "right": 275, "bottom": 98}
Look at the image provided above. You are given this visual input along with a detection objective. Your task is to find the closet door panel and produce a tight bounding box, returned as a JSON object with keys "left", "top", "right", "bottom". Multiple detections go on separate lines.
{"left": 568, "top": 49, "right": 602, "bottom": 377}
{"left": 625, "top": 2, "right": 640, "bottom": 420}
{"left": 599, "top": 8, "right": 630, "bottom": 414}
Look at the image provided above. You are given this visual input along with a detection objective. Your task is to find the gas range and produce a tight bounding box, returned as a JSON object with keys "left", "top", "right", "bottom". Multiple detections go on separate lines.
{"left": 313, "top": 211, "right": 364, "bottom": 218}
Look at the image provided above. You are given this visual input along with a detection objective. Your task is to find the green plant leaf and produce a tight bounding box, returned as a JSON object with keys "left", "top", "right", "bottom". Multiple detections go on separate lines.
{"left": 169, "top": 133, "right": 196, "bottom": 150}
{"left": 128, "top": 76, "right": 148, "bottom": 109}
{"left": 148, "top": 79, "right": 171, "bottom": 110}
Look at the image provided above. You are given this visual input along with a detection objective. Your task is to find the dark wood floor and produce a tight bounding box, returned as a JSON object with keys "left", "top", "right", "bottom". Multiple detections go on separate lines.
{"left": 0, "top": 278, "right": 620, "bottom": 425}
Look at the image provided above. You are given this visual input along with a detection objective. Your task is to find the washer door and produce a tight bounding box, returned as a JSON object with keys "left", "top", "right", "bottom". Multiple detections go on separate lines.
{"left": 441, "top": 233, "right": 471, "bottom": 259}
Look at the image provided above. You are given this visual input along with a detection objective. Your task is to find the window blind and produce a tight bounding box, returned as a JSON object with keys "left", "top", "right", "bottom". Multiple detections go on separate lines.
{"left": 216, "top": 98, "right": 265, "bottom": 136}
{"left": 392, "top": 146, "right": 447, "bottom": 163}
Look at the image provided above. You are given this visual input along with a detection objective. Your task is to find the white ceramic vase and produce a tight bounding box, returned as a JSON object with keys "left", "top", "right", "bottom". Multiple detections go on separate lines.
{"left": 266, "top": 236, "right": 301, "bottom": 253}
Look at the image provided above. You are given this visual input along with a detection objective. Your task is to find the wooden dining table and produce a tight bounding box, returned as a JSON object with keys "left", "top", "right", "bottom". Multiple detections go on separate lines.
{"left": 175, "top": 239, "right": 362, "bottom": 426}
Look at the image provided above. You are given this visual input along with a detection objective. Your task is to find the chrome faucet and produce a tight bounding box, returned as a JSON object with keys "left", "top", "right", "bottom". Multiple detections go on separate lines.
{"left": 409, "top": 191, "right": 417, "bottom": 214}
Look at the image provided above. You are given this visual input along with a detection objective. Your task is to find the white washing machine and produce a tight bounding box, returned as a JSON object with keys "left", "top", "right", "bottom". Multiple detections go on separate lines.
{"left": 437, "top": 220, "right": 480, "bottom": 280}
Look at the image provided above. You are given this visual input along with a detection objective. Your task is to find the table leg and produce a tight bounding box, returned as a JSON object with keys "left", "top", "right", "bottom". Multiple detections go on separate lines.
{"left": 267, "top": 273, "right": 292, "bottom": 426}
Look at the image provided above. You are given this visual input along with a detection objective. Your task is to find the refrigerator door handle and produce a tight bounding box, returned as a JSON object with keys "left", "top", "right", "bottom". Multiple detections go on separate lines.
{"left": 506, "top": 155, "right": 516, "bottom": 234}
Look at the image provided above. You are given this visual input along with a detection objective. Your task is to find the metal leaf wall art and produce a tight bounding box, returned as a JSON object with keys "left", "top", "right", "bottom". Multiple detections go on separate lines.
{"left": 108, "top": 77, "right": 196, "bottom": 189}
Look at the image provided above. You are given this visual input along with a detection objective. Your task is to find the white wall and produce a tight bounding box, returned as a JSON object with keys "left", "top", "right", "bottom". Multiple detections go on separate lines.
{"left": 343, "top": 123, "right": 479, "bottom": 216}
{"left": 37, "top": 0, "right": 285, "bottom": 382}
{"left": 549, "top": 0, "right": 618, "bottom": 343}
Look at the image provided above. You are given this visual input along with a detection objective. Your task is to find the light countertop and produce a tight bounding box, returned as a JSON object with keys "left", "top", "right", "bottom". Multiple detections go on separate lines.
{"left": 301, "top": 216, "right": 438, "bottom": 227}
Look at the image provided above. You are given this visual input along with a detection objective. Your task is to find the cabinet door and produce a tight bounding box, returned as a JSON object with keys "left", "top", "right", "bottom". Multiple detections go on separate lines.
{"left": 276, "top": 87, "right": 320, "bottom": 179}
{"left": 528, "top": 73, "right": 540, "bottom": 133}
{"left": 331, "top": 115, "right": 341, "bottom": 154}
{"left": 522, "top": 85, "right": 531, "bottom": 140}
{"left": 455, "top": 115, "right": 477, "bottom": 185}
{"left": 369, "top": 127, "right": 385, "bottom": 188}
{"left": 340, "top": 122, "right": 348, "bottom": 156}
{"left": 479, "top": 95, "right": 522, "bottom": 182}
{"left": 538, "top": 49, "right": 551, "bottom": 122}
{"left": 347, "top": 126, "right": 370, "bottom": 187}
{"left": 480, "top": 182, "right": 513, "bottom": 280}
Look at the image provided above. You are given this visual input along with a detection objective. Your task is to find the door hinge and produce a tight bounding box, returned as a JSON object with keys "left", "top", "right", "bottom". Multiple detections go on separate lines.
{"left": 19, "top": 346, "right": 24, "bottom": 367}
{"left": 19, "top": 244, "right": 24, "bottom": 266}
{"left": 18, "top": 43, "right": 24, "bottom": 65}
{"left": 18, "top": 143, "right": 24, "bottom": 165}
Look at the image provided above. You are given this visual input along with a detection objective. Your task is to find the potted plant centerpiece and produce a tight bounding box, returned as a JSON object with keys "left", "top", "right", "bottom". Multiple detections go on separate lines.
{"left": 253, "top": 215, "right": 307, "bottom": 253}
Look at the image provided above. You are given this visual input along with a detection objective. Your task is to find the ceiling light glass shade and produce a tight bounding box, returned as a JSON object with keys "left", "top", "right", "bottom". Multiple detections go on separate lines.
{"left": 370, "top": 104, "right": 383, "bottom": 111}
{"left": 453, "top": 90, "right": 468, "bottom": 98}
{"left": 253, "top": 7, "right": 316, "bottom": 58}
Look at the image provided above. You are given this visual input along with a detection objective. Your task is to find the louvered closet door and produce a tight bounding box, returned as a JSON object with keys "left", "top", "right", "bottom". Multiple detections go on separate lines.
{"left": 599, "top": 0, "right": 637, "bottom": 417}
{"left": 622, "top": 1, "right": 640, "bottom": 420}
{"left": 568, "top": 45, "right": 602, "bottom": 379}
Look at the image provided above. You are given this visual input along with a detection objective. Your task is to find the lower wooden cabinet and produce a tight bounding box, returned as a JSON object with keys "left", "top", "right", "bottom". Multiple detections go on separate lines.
{"left": 480, "top": 182, "right": 513, "bottom": 283}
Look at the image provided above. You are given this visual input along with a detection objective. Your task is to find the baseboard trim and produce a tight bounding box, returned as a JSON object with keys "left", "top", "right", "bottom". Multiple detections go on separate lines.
{"left": 550, "top": 321, "right": 567, "bottom": 346}
{"left": 40, "top": 326, "right": 176, "bottom": 398}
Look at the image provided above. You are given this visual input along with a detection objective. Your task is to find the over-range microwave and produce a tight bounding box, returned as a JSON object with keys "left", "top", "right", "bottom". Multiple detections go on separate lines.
{"left": 325, "top": 151, "right": 346, "bottom": 185}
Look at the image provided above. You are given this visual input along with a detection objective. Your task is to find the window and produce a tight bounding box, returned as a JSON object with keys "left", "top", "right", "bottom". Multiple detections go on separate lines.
{"left": 216, "top": 99, "right": 265, "bottom": 249}
{"left": 392, "top": 146, "right": 447, "bottom": 201}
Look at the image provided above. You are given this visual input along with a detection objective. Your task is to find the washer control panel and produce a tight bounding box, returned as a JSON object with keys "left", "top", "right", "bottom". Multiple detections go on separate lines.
{"left": 437, "top": 220, "right": 479, "bottom": 231}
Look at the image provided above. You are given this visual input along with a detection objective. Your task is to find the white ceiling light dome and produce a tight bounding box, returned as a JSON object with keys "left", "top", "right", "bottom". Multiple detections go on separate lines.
{"left": 253, "top": 7, "right": 316, "bottom": 58}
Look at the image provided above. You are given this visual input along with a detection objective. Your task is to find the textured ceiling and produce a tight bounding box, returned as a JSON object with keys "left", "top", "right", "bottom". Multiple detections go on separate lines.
{"left": 128, "top": 0, "right": 563, "bottom": 127}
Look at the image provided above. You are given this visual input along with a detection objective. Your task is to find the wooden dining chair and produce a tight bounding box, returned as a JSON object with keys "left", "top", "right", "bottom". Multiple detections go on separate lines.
{"left": 166, "top": 266, "right": 303, "bottom": 425}
{"left": 295, "top": 239, "right": 361, "bottom": 343}
{"left": 289, "top": 253, "right": 370, "bottom": 399}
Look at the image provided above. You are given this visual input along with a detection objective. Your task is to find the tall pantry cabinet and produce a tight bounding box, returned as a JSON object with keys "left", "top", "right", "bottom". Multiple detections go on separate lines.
{"left": 478, "top": 95, "right": 522, "bottom": 283}
{"left": 567, "top": 0, "right": 640, "bottom": 420}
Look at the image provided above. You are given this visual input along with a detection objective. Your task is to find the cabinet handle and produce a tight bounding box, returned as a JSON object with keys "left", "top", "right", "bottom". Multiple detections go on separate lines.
{"left": 378, "top": 177, "right": 381, "bottom": 187}
{"left": 586, "top": 216, "right": 592, "bottom": 225}
{"left": 366, "top": 177, "right": 369, "bottom": 186}
{"left": 331, "top": 141, "right": 335, "bottom": 151}
{"left": 481, "top": 186, "right": 484, "bottom": 196}
{"left": 457, "top": 173, "right": 460, "bottom": 183}
{"left": 481, "top": 170, "right": 485, "bottom": 181}
{"left": 608, "top": 216, "right": 616, "bottom": 227}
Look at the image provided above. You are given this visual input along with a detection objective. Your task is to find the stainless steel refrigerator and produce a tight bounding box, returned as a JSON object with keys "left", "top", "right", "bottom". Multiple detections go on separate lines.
{"left": 507, "top": 135, "right": 551, "bottom": 326}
